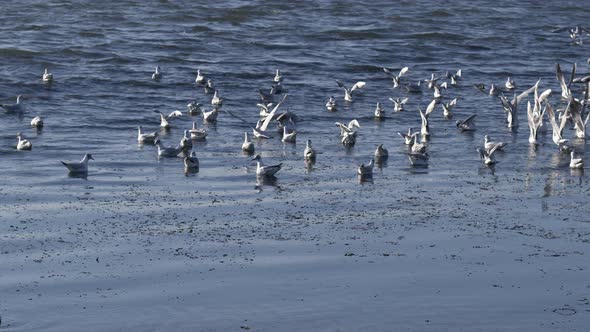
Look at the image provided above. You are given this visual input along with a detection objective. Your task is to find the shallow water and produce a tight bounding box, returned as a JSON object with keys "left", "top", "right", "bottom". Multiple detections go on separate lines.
{"left": 1, "top": 1, "right": 590, "bottom": 331}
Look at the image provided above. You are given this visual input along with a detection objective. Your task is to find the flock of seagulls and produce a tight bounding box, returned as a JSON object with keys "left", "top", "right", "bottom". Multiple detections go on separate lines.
{"left": 2, "top": 28, "right": 590, "bottom": 182}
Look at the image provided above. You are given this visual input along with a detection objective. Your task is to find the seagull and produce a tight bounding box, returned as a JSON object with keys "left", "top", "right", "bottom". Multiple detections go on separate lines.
{"left": 374, "top": 144, "right": 388, "bottom": 161}
{"left": 424, "top": 73, "right": 439, "bottom": 89}
{"left": 526, "top": 100, "right": 545, "bottom": 144}
{"left": 445, "top": 69, "right": 462, "bottom": 85}
{"left": 499, "top": 79, "right": 540, "bottom": 128}
{"left": 357, "top": 159, "right": 374, "bottom": 176}
{"left": 336, "top": 80, "right": 366, "bottom": 102}
{"left": 187, "top": 101, "right": 202, "bottom": 116}
{"left": 61, "top": 154, "right": 94, "bottom": 174}
{"left": 189, "top": 121, "right": 208, "bottom": 141}
{"left": 570, "top": 150, "right": 584, "bottom": 169}
{"left": 335, "top": 119, "right": 361, "bottom": 137}
{"left": 1, "top": 95, "right": 23, "bottom": 113}
{"left": 281, "top": 126, "right": 297, "bottom": 143}
{"left": 242, "top": 132, "right": 255, "bottom": 153}
{"left": 505, "top": 76, "right": 516, "bottom": 90}
{"left": 180, "top": 130, "right": 193, "bottom": 151}
{"left": 545, "top": 100, "right": 569, "bottom": 146}
{"left": 155, "top": 139, "right": 182, "bottom": 157}
{"left": 326, "top": 96, "right": 337, "bottom": 112}
{"left": 167, "top": 110, "right": 183, "bottom": 118}
{"left": 211, "top": 90, "right": 223, "bottom": 106}
{"left": 433, "top": 83, "right": 445, "bottom": 99}
{"left": 568, "top": 96, "right": 590, "bottom": 139}
{"left": 341, "top": 131, "right": 356, "bottom": 146}
{"left": 184, "top": 151, "right": 200, "bottom": 170}
{"left": 252, "top": 154, "right": 282, "bottom": 176}
{"left": 456, "top": 114, "right": 477, "bottom": 131}
{"left": 152, "top": 66, "right": 162, "bottom": 81}
{"left": 442, "top": 98, "right": 457, "bottom": 118}
{"left": 411, "top": 139, "right": 426, "bottom": 154}
{"left": 30, "top": 116, "right": 44, "bottom": 127}
{"left": 137, "top": 125, "right": 159, "bottom": 144}
{"left": 155, "top": 111, "right": 170, "bottom": 128}
{"left": 397, "top": 127, "right": 418, "bottom": 145}
{"left": 204, "top": 79, "right": 215, "bottom": 94}
{"left": 42, "top": 68, "right": 53, "bottom": 83}
{"left": 389, "top": 97, "right": 408, "bottom": 112}
{"left": 304, "top": 139, "right": 316, "bottom": 161}
{"left": 556, "top": 63, "right": 576, "bottom": 100}
{"left": 402, "top": 81, "right": 422, "bottom": 93}
{"left": 202, "top": 108, "right": 219, "bottom": 122}
{"left": 383, "top": 66, "right": 409, "bottom": 88}
{"left": 253, "top": 94, "right": 288, "bottom": 138}
{"left": 484, "top": 135, "right": 507, "bottom": 152}
{"left": 16, "top": 132, "right": 32, "bottom": 150}
{"left": 374, "top": 102, "right": 385, "bottom": 119}
{"left": 195, "top": 69, "right": 205, "bottom": 84}
{"left": 274, "top": 69, "right": 283, "bottom": 82}
{"left": 407, "top": 152, "right": 429, "bottom": 166}
{"left": 419, "top": 99, "right": 438, "bottom": 137}
{"left": 474, "top": 83, "right": 498, "bottom": 97}
{"left": 476, "top": 145, "right": 500, "bottom": 165}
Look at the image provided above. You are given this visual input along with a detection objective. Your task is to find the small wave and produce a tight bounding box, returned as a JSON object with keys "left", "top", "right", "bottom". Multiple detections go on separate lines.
{"left": 0, "top": 47, "right": 39, "bottom": 59}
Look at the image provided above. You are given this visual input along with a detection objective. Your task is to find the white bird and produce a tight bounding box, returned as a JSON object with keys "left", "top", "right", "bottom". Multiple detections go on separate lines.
{"left": 477, "top": 145, "right": 500, "bottom": 165}
{"left": 357, "top": 159, "right": 374, "bottom": 176}
{"left": 341, "top": 131, "right": 356, "bottom": 146}
{"left": 419, "top": 99, "right": 438, "bottom": 137}
{"left": 282, "top": 126, "right": 297, "bottom": 143}
{"left": 187, "top": 101, "right": 202, "bottom": 116}
{"left": 152, "top": 66, "right": 162, "bottom": 81}
{"left": 505, "top": 76, "right": 516, "bottom": 90}
{"left": 336, "top": 80, "right": 366, "bottom": 102}
{"left": 180, "top": 130, "right": 193, "bottom": 151}
{"left": 424, "top": 73, "right": 439, "bottom": 89}
{"left": 442, "top": 98, "right": 457, "bottom": 118}
{"left": 155, "top": 139, "right": 182, "bottom": 157}
{"left": 407, "top": 152, "right": 429, "bottom": 166}
{"left": 242, "top": 132, "right": 255, "bottom": 153}
{"left": 274, "top": 69, "right": 283, "bottom": 82}
{"left": 446, "top": 69, "right": 461, "bottom": 85}
{"left": 484, "top": 135, "right": 507, "bottom": 152}
{"left": 202, "top": 108, "right": 219, "bottom": 122}
{"left": 433, "top": 83, "right": 445, "bottom": 99}
{"left": 411, "top": 139, "right": 426, "bottom": 154}
{"left": 526, "top": 100, "right": 545, "bottom": 144}
{"left": 555, "top": 63, "right": 575, "bottom": 100}
{"left": 1, "top": 95, "right": 23, "bottom": 113}
{"left": 304, "top": 139, "right": 316, "bottom": 161}
{"left": 16, "top": 132, "right": 32, "bottom": 150}
{"left": 326, "top": 96, "right": 337, "bottom": 112}
{"left": 253, "top": 95, "right": 288, "bottom": 138}
{"left": 167, "top": 110, "right": 183, "bottom": 118}
{"left": 570, "top": 151, "right": 584, "bottom": 169}
{"left": 383, "top": 66, "right": 409, "bottom": 88}
{"left": 335, "top": 119, "right": 361, "bottom": 137}
{"left": 499, "top": 79, "right": 540, "bottom": 128}
{"left": 211, "top": 90, "right": 223, "bottom": 106}
{"left": 374, "top": 102, "right": 385, "bottom": 119}
{"left": 374, "top": 144, "right": 388, "bottom": 160}
{"left": 184, "top": 151, "right": 200, "bottom": 169}
{"left": 157, "top": 112, "right": 170, "bottom": 128}
{"left": 30, "top": 116, "right": 44, "bottom": 127}
{"left": 389, "top": 97, "right": 408, "bottom": 112}
{"left": 42, "top": 68, "right": 53, "bottom": 83}
{"left": 456, "top": 114, "right": 477, "bottom": 131}
{"left": 252, "top": 154, "right": 282, "bottom": 176}
{"left": 195, "top": 69, "right": 205, "bottom": 84}
{"left": 61, "top": 154, "right": 94, "bottom": 174}
{"left": 137, "top": 125, "right": 159, "bottom": 144}
{"left": 204, "top": 79, "right": 215, "bottom": 94}
{"left": 474, "top": 83, "right": 498, "bottom": 96}
{"left": 397, "top": 128, "right": 418, "bottom": 145}
{"left": 545, "top": 100, "right": 569, "bottom": 146}
{"left": 189, "top": 121, "right": 208, "bottom": 141}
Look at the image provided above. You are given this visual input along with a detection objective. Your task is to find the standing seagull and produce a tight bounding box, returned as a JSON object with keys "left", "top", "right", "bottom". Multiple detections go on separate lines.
{"left": 42, "top": 68, "right": 53, "bottom": 83}
{"left": 61, "top": 154, "right": 94, "bottom": 174}
{"left": 326, "top": 96, "right": 337, "bottom": 112}
{"left": 570, "top": 151, "right": 584, "bottom": 169}
{"left": 242, "top": 132, "right": 255, "bottom": 153}
{"left": 252, "top": 154, "right": 282, "bottom": 176}
{"left": 389, "top": 97, "right": 408, "bottom": 112}
{"left": 336, "top": 80, "right": 366, "bottom": 102}
{"left": 16, "top": 132, "right": 32, "bottom": 150}
{"left": 195, "top": 69, "right": 205, "bottom": 84}
{"left": 304, "top": 139, "right": 316, "bottom": 162}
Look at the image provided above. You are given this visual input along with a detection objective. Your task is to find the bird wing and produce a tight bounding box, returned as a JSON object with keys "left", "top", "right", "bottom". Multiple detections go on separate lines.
{"left": 336, "top": 80, "right": 346, "bottom": 91}
{"left": 556, "top": 64, "right": 570, "bottom": 99}
{"left": 401, "top": 97, "right": 409, "bottom": 104}
{"left": 398, "top": 67, "right": 409, "bottom": 77}
{"left": 348, "top": 119, "right": 360, "bottom": 129}
{"left": 350, "top": 81, "right": 366, "bottom": 92}
{"left": 260, "top": 94, "right": 288, "bottom": 132}
{"left": 545, "top": 100, "right": 559, "bottom": 132}
{"left": 449, "top": 98, "right": 457, "bottom": 107}
{"left": 425, "top": 99, "right": 437, "bottom": 117}
{"left": 515, "top": 79, "right": 541, "bottom": 105}
{"left": 463, "top": 114, "right": 477, "bottom": 125}
{"left": 382, "top": 68, "right": 393, "bottom": 77}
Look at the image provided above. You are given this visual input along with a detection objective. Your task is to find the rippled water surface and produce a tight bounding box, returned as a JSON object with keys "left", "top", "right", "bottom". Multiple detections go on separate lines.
{"left": 1, "top": 1, "right": 590, "bottom": 331}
